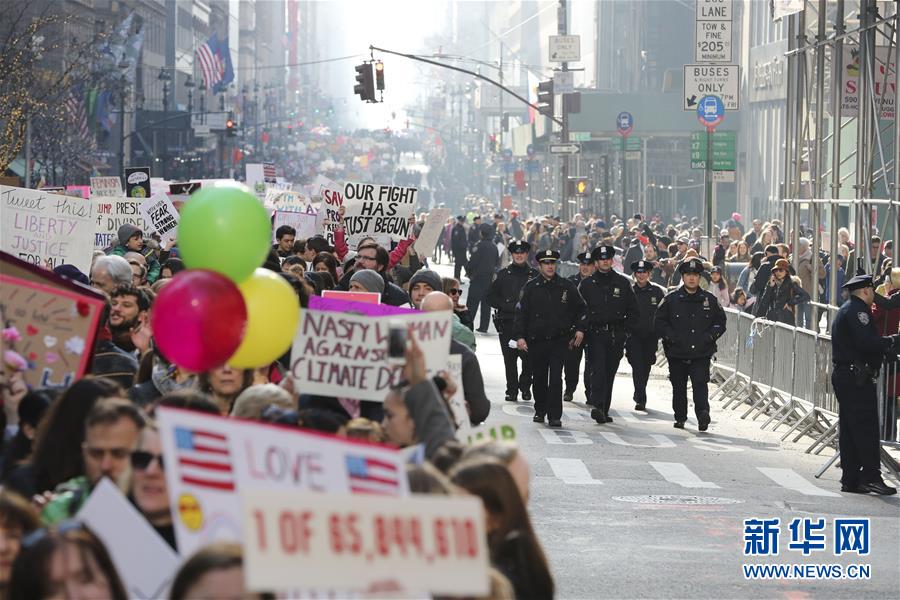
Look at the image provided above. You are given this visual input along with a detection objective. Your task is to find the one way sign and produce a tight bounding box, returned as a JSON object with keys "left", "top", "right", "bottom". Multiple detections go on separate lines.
{"left": 683, "top": 64, "right": 740, "bottom": 111}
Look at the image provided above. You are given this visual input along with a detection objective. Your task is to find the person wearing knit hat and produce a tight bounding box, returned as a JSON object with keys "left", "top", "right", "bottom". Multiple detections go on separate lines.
{"left": 106, "top": 223, "right": 161, "bottom": 283}
{"left": 349, "top": 269, "right": 385, "bottom": 295}
{"left": 409, "top": 269, "right": 443, "bottom": 309}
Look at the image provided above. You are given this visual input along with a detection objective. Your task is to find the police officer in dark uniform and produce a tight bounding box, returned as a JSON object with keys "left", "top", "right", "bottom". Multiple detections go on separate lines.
{"left": 577, "top": 245, "right": 639, "bottom": 424}
{"left": 488, "top": 239, "right": 538, "bottom": 402}
{"left": 627, "top": 259, "right": 666, "bottom": 411}
{"left": 654, "top": 258, "right": 726, "bottom": 430}
{"left": 513, "top": 249, "right": 586, "bottom": 428}
{"left": 467, "top": 223, "right": 500, "bottom": 333}
{"left": 564, "top": 252, "right": 595, "bottom": 402}
{"left": 830, "top": 272, "right": 899, "bottom": 495}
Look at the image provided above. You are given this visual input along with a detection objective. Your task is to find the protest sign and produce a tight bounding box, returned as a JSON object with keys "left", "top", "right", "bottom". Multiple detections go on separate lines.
{"left": 309, "top": 295, "right": 409, "bottom": 317}
{"left": 414, "top": 208, "right": 450, "bottom": 258}
{"left": 342, "top": 182, "right": 417, "bottom": 247}
{"left": 125, "top": 167, "right": 151, "bottom": 198}
{"left": 0, "top": 252, "right": 105, "bottom": 389}
{"left": 290, "top": 302, "right": 452, "bottom": 401}
{"left": 93, "top": 197, "right": 149, "bottom": 249}
{"left": 149, "top": 177, "right": 170, "bottom": 197}
{"left": 78, "top": 479, "right": 180, "bottom": 600}
{"left": 1, "top": 185, "right": 95, "bottom": 273}
{"left": 265, "top": 189, "right": 315, "bottom": 214}
{"left": 272, "top": 211, "right": 317, "bottom": 242}
{"left": 316, "top": 177, "right": 343, "bottom": 246}
{"left": 465, "top": 424, "right": 517, "bottom": 446}
{"left": 246, "top": 163, "right": 276, "bottom": 198}
{"left": 242, "top": 490, "right": 489, "bottom": 596}
{"left": 321, "top": 290, "right": 381, "bottom": 304}
{"left": 157, "top": 406, "right": 409, "bottom": 556}
{"left": 90, "top": 176, "right": 123, "bottom": 198}
{"left": 65, "top": 185, "right": 91, "bottom": 199}
{"left": 446, "top": 354, "right": 471, "bottom": 440}
{"left": 139, "top": 193, "right": 180, "bottom": 245}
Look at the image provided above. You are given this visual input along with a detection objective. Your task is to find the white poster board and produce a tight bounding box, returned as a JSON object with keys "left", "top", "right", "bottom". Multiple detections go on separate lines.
{"left": 139, "top": 193, "right": 180, "bottom": 245}
{"left": 316, "top": 177, "right": 344, "bottom": 246}
{"left": 78, "top": 479, "right": 180, "bottom": 600}
{"left": 446, "top": 354, "right": 471, "bottom": 440}
{"left": 1, "top": 185, "right": 95, "bottom": 273}
{"left": 413, "top": 208, "right": 450, "bottom": 258}
{"left": 93, "top": 197, "right": 149, "bottom": 250}
{"left": 272, "top": 211, "right": 318, "bottom": 243}
{"left": 342, "top": 182, "right": 417, "bottom": 247}
{"left": 90, "top": 176, "right": 123, "bottom": 198}
{"left": 157, "top": 406, "right": 409, "bottom": 557}
{"left": 241, "top": 490, "right": 489, "bottom": 596}
{"left": 290, "top": 308, "right": 452, "bottom": 402}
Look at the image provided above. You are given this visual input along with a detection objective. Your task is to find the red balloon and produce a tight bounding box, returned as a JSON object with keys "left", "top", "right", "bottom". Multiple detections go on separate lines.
{"left": 152, "top": 270, "right": 247, "bottom": 372}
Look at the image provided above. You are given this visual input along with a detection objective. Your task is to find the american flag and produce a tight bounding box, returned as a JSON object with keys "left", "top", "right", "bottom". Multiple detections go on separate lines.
{"left": 65, "top": 85, "right": 93, "bottom": 148}
{"left": 175, "top": 427, "right": 235, "bottom": 492}
{"left": 195, "top": 34, "right": 233, "bottom": 94}
{"left": 345, "top": 455, "right": 401, "bottom": 495}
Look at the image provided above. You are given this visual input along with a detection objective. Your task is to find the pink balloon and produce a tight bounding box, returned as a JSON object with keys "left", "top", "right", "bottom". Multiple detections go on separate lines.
{"left": 152, "top": 270, "right": 247, "bottom": 372}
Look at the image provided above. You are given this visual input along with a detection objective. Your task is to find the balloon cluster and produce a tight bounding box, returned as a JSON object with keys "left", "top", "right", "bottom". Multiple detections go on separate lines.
{"left": 152, "top": 186, "right": 301, "bottom": 372}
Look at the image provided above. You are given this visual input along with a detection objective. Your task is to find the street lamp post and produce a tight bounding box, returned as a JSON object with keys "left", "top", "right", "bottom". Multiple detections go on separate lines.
{"left": 117, "top": 60, "right": 130, "bottom": 177}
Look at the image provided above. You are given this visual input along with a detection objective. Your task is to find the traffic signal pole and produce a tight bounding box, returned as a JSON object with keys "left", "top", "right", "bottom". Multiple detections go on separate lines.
{"left": 558, "top": 0, "right": 570, "bottom": 222}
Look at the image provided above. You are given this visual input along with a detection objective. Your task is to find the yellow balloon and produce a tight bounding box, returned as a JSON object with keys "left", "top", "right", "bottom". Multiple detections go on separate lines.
{"left": 228, "top": 268, "right": 300, "bottom": 368}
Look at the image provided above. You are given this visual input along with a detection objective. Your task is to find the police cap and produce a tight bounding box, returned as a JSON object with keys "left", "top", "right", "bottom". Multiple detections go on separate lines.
{"left": 591, "top": 245, "right": 616, "bottom": 261}
{"left": 630, "top": 260, "right": 653, "bottom": 273}
{"left": 508, "top": 239, "right": 531, "bottom": 253}
{"left": 678, "top": 258, "right": 705, "bottom": 274}
{"left": 536, "top": 249, "right": 560, "bottom": 263}
{"left": 842, "top": 273, "right": 874, "bottom": 291}
{"left": 577, "top": 252, "right": 593, "bottom": 265}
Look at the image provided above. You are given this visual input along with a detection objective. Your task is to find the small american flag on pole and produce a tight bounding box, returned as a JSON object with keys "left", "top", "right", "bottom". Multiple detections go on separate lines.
{"left": 175, "top": 427, "right": 235, "bottom": 492}
{"left": 345, "top": 455, "right": 401, "bottom": 495}
{"left": 65, "top": 84, "right": 93, "bottom": 148}
{"left": 195, "top": 34, "right": 233, "bottom": 94}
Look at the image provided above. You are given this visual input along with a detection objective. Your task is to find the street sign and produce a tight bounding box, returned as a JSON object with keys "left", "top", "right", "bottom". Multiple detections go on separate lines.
{"left": 695, "top": 19, "right": 732, "bottom": 62}
{"left": 616, "top": 136, "right": 642, "bottom": 151}
{"left": 691, "top": 131, "right": 736, "bottom": 170}
{"left": 696, "top": 95, "right": 725, "bottom": 129}
{"left": 549, "top": 143, "right": 580, "bottom": 155}
{"left": 549, "top": 35, "right": 580, "bottom": 62}
{"left": 625, "top": 151, "right": 642, "bottom": 161}
{"left": 553, "top": 71, "right": 574, "bottom": 93}
{"left": 713, "top": 169, "right": 735, "bottom": 182}
{"left": 683, "top": 64, "right": 740, "bottom": 110}
{"left": 569, "top": 131, "right": 591, "bottom": 142}
{"left": 616, "top": 111, "right": 634, "bottom": 137}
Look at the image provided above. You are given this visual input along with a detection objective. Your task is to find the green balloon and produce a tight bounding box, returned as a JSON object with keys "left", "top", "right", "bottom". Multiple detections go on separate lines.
{"left": 178, "top": 185, "right": 271, "bottom": 283}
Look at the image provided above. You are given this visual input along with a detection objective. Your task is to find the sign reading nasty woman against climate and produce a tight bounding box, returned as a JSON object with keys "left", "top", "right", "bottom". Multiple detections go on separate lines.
{"left": 341, "top": 182, "right": 417, "bottom": 247}
{"left": 290, "top": 302, "right": 452, "bottom": 402}
{"left": 1, "top": 186, "right": 95, "bottom": 273}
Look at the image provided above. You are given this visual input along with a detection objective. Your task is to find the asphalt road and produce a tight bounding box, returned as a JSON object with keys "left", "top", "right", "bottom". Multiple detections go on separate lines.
{"left": 436, "top": 261, "right": 900, "bottom": 599}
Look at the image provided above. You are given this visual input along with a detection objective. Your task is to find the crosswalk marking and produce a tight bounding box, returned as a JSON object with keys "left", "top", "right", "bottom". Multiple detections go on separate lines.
{"left": 598, "top": 432, "right": 677, "bottom": 448}
{"left": 546, "top": 458, "right": 603, "bottom": 485}
{"left": 649, "top": 461, "right": 720, "bottom": 488}
{"left": 756, "top": 467, "right": 841, "bottom": 497}
{"left": 609, "top": 409, "right": 641, "bottom": 423}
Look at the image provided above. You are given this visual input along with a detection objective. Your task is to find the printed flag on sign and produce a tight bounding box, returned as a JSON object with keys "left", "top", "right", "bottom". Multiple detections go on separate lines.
{"left": 175, "top": 427, "right": 234, "bottom": 492}
{"left": 345, "top": 455, "right": 400, "bottom": 495}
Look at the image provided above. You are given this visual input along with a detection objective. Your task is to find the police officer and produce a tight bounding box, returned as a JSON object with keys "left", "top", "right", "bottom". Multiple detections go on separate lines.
{"left": 467, "top": 223, "right": 500, "bottom": 333}
{"left": 513, "top": 249, "right": 585, "bottom": 428}
{"left": 654, "top": 258, "right": 726, "bottom": 430}
{"left": 627, "top": 259, "right": 666, "bottom": 411}
{"left": 488, "top": 239, "right": 538, "bottom": 402}
{"left": 564, "top": 252, "right": 595, "bottom": 402}
{"left": 830, "top": 272, "right": 899, "bottom": 495}
{"left": 577, "top": 245, "right": 639, "bottom": 424}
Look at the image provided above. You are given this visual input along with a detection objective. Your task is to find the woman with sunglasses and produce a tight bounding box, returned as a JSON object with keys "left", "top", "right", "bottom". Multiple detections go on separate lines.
{"left": 441, "top": 277, "right": 474, "bottom": 331}
{"left": 755, "top": 258, "right": 802, "bottom": 325}
{"left": 128, "top": 422, "right": 175, "bottom": 550}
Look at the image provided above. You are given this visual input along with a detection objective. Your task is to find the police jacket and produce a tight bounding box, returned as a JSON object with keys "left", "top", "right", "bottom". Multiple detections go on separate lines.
{"left": 451, "top": 223, "right": 468, "bottom": 256}
{"left": 654, "top": 285, "right": 726, "bottom": 359}
{"left": 467, "top": 239, "right": 499, "bottom": 280}
{"left": 512, "top": 274, "right": 585, "bottom": 342}
{"left": 632, "top": 281, "right": 666, "bottom": 338}
{"left": 576, "top": 269, "right": 639, "bottom": 333}
{"left": 488, "top": 262, "right": 538, "bottom": 321}
{"left": 831, "top": 295, "right": 896, "bottom": 371}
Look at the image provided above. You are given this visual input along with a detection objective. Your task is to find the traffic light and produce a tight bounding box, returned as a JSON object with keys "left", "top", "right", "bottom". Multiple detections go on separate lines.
{"left": 354, "top": 62, "right": 375, "bottom": 102}
{"left": 225, "top": 117, "right": 237, "bottom": 137}
{"left": 374, "top": 61, "right": 385, "bottom": 91}
{"left": 536, "top": 79, "right": 554, "bottom": 117}
{"left": 568, "top": 177, "right": 591, "bottom": 197}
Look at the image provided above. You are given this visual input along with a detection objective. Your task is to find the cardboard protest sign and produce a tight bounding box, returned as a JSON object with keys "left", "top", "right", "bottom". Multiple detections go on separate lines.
{"left": 321, "top": 290, "right": 381, "bottom": 304}
{"left": 315, "top": 177, "right": 343, "bottom": 246}
{"left": 342, "top": 182, "right": 417, "bottom": 247}
{"left": 265, "top": 189, "right": 315, "bottom": 214}
{"left": 414, "top": 208, "right": 450, "bottom": 258}
{"left": 125, "top": 167, "right": 151, "bottom": 198}
{"left": 93, "top": 197, "right": 149, "bottom": 250}
{"left": 157, "top": 406, "right": 409, "bottom": 557}
{"left": 0, "top": 251, "right": 105, "bottom": 389}
{"left": 242, "top": 491, "right": 489, "bottom": 596}
{"left": 246, "top": 163, "right": 276, "bottom": 197}
{"left": 139, "top": 193, "right": 180, "bottom": 245}
{"left": 290, "top": 302, "right": 452, "bottom": 401}
{"left": 78, "top": 479, "right": 180, "bottom": 599}
{"left": 1, "top": 185, "right": 96, "bottom": 273}
{"left": 446, "top": 354, "right": 471, "bottom": 440}
{"left": 272, "top": 211, "right": 317, "bottom": 242}
{"left": 90, "top": 176, "right": 123, "bottom": 198}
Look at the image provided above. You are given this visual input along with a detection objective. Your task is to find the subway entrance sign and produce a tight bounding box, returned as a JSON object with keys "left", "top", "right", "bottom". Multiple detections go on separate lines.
{"left": 683, "top": 64, "right": 740, "bottom": 110}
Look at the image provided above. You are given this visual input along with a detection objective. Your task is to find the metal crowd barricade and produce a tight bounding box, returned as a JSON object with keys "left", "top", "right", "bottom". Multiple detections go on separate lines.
{"left": 717, "top": 311, "right": 756, "bottom": 409}
{"left": 743, "top": 322, "right": 796, "bottom": 423}
{"left": 762, "top": 327, "right": 818, "bottom": 433}
{"left": 711, "top": 310, "right": 741, "bottom": 383}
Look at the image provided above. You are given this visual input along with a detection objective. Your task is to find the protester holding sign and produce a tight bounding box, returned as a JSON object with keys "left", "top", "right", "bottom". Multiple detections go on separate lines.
{"left": 334, "top": 205, "right": 417, "bottom": 269}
